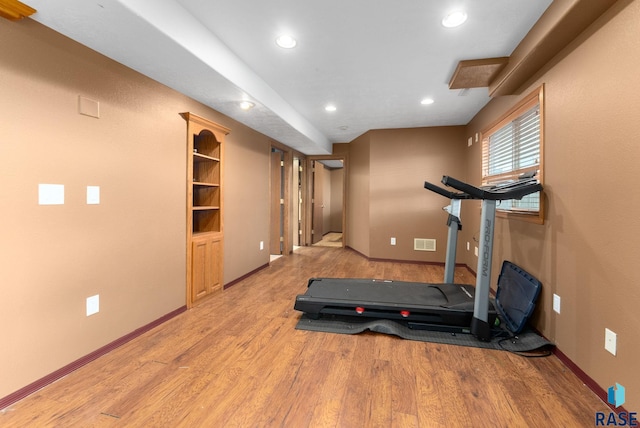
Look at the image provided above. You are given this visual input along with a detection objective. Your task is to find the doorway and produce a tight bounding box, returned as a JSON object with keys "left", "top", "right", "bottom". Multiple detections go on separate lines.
{"left": 270, "top": 144, "right": 297, "bottom": 258}
{"left": 269, "top": 149, "right": 345, "bottom": 254}
{"left": 306, "top": 156, "right": 346, "bottom": 248}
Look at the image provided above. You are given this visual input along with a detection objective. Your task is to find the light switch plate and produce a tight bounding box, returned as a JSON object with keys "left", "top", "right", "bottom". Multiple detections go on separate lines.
{"left": 605, "top": 328, "right": 617, "bottom": 355}
{"left": 86, "top": 295, "right": 99, "bottom": 316}
{"left": 87, "top": 186, "right": 100, "bottom": 204}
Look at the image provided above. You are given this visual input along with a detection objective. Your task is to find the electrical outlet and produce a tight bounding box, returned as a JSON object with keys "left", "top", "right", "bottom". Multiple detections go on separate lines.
{"left": 474, "top": 246, "right": 478, "bottom": 257}
{"left": 467, "top": 241, "right": 470, "bottom": 251}
{"left": 390, "top": 237, "right": 396, "bottom": 246}
{"left": 553, "top": 294, "right": 561, "bottom": 314}
{"left": 259, "top": 241, "right": 264, "bottom": 250}
{"left": 605, "top": 328, "right": 617, "bottom": 356}
{"left": 86, "top": 295, "right": 99, "bottom": 316}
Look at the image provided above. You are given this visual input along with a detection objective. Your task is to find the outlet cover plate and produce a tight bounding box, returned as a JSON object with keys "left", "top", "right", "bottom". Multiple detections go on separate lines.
{"left": 553, "top": 294, "right": 561, "bottom": 314}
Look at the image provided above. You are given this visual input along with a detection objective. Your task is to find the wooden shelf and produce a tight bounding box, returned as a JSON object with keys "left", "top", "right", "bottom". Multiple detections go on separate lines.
{"left": 193, "top": 153, "right": 220, "bottom": 162}
{"left": 192, "top": 206, "right": 220, "bottom": 211}
{"left": 192, "top": 230, "right": 222, "bottom": 238}
{"left": 193, "top": 181, "right": 220, "bottom": 187}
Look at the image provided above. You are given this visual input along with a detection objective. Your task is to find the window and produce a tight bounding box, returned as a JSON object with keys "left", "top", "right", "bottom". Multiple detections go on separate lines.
{"left": 481, "top": 85, "right": 544, "bottom": 224}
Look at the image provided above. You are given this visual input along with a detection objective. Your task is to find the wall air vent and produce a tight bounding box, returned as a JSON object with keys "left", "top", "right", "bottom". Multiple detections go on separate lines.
{"left": 414, "top": 238, "right": 436, "bottom": 252}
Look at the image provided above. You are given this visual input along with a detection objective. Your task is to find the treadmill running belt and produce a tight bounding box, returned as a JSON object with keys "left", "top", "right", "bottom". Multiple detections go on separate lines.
{"left": 303, "top": 278, "right": 450, "bottom": 306}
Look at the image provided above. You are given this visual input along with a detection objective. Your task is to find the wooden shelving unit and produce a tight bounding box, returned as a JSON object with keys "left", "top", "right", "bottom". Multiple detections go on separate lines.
{"left": 181, "top": 112, "right": 230, "bottom": 307}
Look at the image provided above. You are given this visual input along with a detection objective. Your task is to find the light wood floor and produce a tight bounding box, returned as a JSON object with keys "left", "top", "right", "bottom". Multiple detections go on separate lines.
{"left": 1, "top": 246, "right": 608, "bottom": 427}
{"left": 312, "top": 232, "right": 343, "bottom": 248}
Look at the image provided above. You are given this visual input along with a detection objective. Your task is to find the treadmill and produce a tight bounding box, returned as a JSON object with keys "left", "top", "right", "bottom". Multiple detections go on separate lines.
{"left": 294, "top": 174, "right": 542, "bottom": 341}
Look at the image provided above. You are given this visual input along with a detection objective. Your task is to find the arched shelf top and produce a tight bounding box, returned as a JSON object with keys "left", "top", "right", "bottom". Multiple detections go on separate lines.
{"left": 180, "top": 112, "right": 230, "bottom": 142}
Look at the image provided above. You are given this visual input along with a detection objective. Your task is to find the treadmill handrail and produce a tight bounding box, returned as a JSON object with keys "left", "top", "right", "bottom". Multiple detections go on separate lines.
{"left": 423, "top": 180, "right": 473, "bottom": 200}
{"left": 425, "top": 175, "right": 542, "bottom": 201}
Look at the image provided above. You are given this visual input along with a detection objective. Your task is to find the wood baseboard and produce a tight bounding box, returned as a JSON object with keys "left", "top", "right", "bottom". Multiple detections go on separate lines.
{"left": 465, "top": 264, "right": 477, "bottom": 277}
{"left": 551, "top": 344, "right": 626, "bottom": 414}
{"left": 224, "top": 263, "right": 269, "bottom": 290}
{"left": 345, "top": 246, "right": 468, "bottom": 267}
{"left": 0, "top": 305, "right": 187, "bottom": 411}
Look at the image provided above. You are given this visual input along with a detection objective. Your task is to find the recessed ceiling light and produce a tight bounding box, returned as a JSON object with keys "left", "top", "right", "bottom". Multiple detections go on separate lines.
{"left": 325, "top": 105, "right": 337, "bottom": 112}
{"left": 240, "top": 101, "right": 255, "bottom": 110}
{"left": 442, "top": 10, "right": 467, "bottom": 28}
{"left": 421, "top": 98, "right": 435, "bottom": 105}
{"left": 276, "top": 34, "right": 297, "bottom": 49}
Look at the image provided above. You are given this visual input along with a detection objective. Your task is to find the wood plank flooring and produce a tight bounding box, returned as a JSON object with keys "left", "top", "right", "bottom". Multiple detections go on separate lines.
{"left": 1, "top": 246, "right": 608, "bottom": 427}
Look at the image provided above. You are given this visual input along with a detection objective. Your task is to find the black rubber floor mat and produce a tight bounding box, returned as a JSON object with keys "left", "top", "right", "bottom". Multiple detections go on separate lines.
{"left": 295, "top": 314, "right": 554, "bottom": 353}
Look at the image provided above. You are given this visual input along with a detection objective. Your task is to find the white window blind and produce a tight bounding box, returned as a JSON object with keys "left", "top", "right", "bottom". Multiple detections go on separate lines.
{"left": 482, "top": 104, "right": 541, "bottom": 213}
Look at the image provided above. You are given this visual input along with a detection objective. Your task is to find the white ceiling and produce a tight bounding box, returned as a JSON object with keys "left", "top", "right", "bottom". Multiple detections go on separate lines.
{"left": 28, "top": 0, "right": 552, "bottom": 155}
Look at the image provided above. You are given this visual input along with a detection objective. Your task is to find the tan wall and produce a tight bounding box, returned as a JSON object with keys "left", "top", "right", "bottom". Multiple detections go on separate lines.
{"left": 368, "top": 127, "right": 467, "bottom": 261}
{"left": 223, "top": 128, "right": 270, "bottom": 282}
{"left": 320, "top": 166, "right": 345, "bottom": 234}
{"left": 463, "top": 0, "right": 640, "bottom": 409}
{"left": 345, "top": 133, "right": 371, "bottom": 255}
{"left": 0, "top": 19, "right": 272, "bottom": 398}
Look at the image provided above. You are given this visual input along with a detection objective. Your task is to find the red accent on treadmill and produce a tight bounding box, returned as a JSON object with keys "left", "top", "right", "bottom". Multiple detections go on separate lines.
{"left": 400, "top": 310, "right": 410, "bottom": 317}
{"left": 355, "top": 307, "right": 365, "bottom": 314}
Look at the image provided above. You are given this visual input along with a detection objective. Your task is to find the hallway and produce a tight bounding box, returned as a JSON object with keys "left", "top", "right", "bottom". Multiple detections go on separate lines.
{"left": 311, "top": 232, "right": 343, "bottom": 248}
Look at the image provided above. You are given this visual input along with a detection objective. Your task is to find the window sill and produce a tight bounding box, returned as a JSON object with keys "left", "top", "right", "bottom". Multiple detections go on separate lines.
{"left": 496, "top": 210, "right": 544, "bottom": 225}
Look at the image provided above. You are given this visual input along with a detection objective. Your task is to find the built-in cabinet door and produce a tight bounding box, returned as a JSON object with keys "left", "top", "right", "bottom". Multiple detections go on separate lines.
{"left": 191, "top": 234, "right": 223, "bottom": 302}
{"left": 191, "top": 237, "right": 210, "bottom": 301}
{"left": 209, "top": 237, "right": 222, "bottom": 292}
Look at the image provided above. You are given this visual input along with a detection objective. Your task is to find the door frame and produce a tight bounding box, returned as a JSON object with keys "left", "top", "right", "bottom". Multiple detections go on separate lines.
{"left": 304, "top": 154, "right": 348, "bottom": 248}
{"left": 292, "top": 154, "right": 308, "bottom": 248}
{"left": 269, "top": 148, "right": 285, "bottom": 255}
{"left": 270, "top": 141, "right": 303, "bottom": 255}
